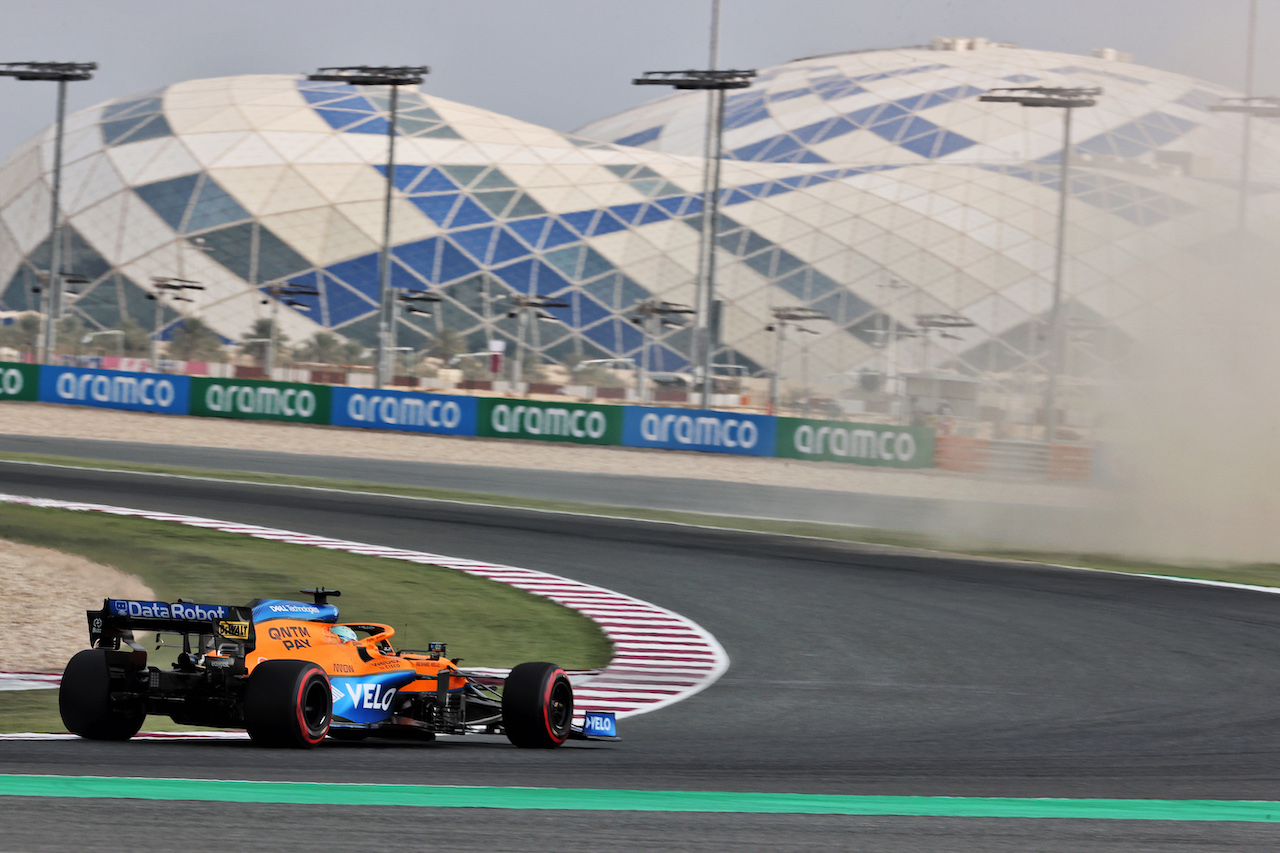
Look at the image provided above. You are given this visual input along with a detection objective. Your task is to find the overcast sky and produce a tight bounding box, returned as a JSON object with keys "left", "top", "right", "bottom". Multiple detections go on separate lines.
{"left": 0, "top": 0, "right": 1271, "bottom": 156}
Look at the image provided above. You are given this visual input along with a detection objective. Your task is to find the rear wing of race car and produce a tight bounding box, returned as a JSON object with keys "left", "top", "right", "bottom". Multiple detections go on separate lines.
{"left": 87, "top": 599, "right": 256, "bottom": 657}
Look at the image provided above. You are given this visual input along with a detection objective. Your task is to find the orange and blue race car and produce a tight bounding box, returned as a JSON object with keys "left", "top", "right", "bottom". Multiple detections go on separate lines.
{"left": 58, "top": 588, "right": 618, "bottom": 748}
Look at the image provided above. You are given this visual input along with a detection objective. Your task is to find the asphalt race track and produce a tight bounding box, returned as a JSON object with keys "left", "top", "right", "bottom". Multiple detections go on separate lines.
{"left": 3, "top": 457, "right": 1280, "bottom": 850}
{"left": 0, "top": 433, "right": 1100, "bottom": 542}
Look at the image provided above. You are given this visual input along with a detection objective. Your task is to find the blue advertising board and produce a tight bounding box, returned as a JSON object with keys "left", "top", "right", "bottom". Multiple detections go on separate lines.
{"left": 39, "top": 366, "right": 190, "bottom": 415}
{"left": 330, "top": 387, "right": 477, "bottom": 436}
{"left": 622, "top": 406, "right": 776, "bottom": 456}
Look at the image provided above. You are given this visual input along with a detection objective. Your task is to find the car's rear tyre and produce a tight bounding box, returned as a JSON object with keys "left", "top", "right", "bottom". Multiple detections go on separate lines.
{"left": 243, "top": 660, "right": 331, "bottom": 748}
{"left": 502, "top": 662, "right": 573, "bottom": 748}
{"left": 59, "top": 649, "right": 146, "bottom": 741}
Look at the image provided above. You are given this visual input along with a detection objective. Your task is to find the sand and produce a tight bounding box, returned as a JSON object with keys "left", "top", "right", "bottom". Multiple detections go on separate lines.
{"left": 0, "top": 538, "right": 153, "bottom": 672}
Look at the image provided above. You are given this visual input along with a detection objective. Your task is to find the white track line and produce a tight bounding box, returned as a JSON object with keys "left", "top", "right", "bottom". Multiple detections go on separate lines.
{"left": 0, "top": 492, "right": 729, "bottom": 739}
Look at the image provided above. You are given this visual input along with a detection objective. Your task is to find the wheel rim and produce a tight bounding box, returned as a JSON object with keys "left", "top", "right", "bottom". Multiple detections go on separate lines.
{"left": 301, "top": 677, "right": 330, "bottom": 734}
{"left": 547, "top": 677, "right": 572, "bottom": 735}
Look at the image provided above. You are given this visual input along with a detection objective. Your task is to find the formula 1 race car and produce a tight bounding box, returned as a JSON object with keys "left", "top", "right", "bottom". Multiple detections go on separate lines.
{"left": 59, "top": 589, "right": 618, "bottom": 748}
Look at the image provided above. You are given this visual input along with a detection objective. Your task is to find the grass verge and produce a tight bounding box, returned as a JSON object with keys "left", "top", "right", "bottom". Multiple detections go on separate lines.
{"left": 0, "top": 501, "right": 612, "bottom": 732}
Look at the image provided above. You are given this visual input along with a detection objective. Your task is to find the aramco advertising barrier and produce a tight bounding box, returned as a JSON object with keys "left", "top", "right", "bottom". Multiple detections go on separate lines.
{"left": 190, "top": 377, "right": 330, "bottom": 423}
{"left": 8, "top": 364, "right": 941, "bottom": 468}
{"left": 39, "top": 366, "right": 190, "bottom": 414}
{"left": 331, "top": 387, "right": 477, "bottom": 435}
{"left": 477, "top": 398, "right": 623, "bottom": 445}
{"left": 774, "top": 417, "right": 934, "bottom": 468}
{"left": 0, "top": 363, "right": 39, "bottom": 402}
{"left": 621, "top": 406, "right": 775, "bottom": 456}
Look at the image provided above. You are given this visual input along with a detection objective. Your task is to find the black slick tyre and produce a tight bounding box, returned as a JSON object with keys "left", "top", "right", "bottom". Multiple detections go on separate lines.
{"left": 502, "top": 662, "right": 573, "bottom": 748}
{"left": 243, "top": 660, "right": 331, "bottom": 748}
{"left": 59, "top": 649, "right": 145, "bottom": 741}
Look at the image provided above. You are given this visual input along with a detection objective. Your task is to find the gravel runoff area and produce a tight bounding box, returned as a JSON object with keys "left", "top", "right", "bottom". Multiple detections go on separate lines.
{"left": 0, "top": 402, "right": 1097, "bottom": 507}
{"left": 0, "top": 538, "right": 153, "bottom": 672}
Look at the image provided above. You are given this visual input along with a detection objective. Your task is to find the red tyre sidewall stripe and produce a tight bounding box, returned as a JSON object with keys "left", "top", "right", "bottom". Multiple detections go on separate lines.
{"left": 295, "top": 668, "right": 326, "bottom": 745}
{"left": 542, "top": 668, "right": 568, "bottom": 744}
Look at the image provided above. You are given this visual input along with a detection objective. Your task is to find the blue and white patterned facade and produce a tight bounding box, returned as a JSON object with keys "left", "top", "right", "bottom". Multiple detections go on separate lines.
{"left": 0, "top": 41, "right": 1275, "bottom": 384}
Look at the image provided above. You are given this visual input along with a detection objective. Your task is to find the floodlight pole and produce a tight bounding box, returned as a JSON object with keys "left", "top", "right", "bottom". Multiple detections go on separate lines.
{"left": 1242, "top": 0, "right": 1258, "bottom": 230}
{"left": 980, "top": 86, "right": 1101, "bottom": 445}
{"left": 148, "top": 277, "right": 204, "bottom": 369}
{"left": 268, "top": 288, "right": 281, "bottom": 377}
{"left": 379, "top": 83, "right": 400, "bottom": 386}
{"left": 0, "top": 62, "right": 96, "bottom": 365}
{"left": 512, "top": 307, "right": 528, "bottom": 385}
{"left": 877, "top": 277, "right": 908, "bottom": 412}
{"left": 767, "top": 306, "right": 829, "bottom": 415}
{"left": 634, "top": 67, "right": 755, "bottom": 409}
{"left": 259, "top": 282, "right": 320, "bottom": 377}
{"left": 506, "top": 294, "right": 568, "bottom": 386}
{"left": 632, "top": 298, "right": 693, "bottom": 403}
{"left": 307, "top": 66, "right": 429, "bottom": 388}
{"left": 391, "top": 288, "right": 440, "bottom": 380}
{"left": 46, "top": 78, "right": 68, "bottom": 365}
{"left": 770, "top": 319, "right": 787, "bottom": 415}
{"left": 1046, "top": 104, "right": 1073, "bottom": 444}
{"left": 1208, "top": 0, "right": 1272, "bottom": 232}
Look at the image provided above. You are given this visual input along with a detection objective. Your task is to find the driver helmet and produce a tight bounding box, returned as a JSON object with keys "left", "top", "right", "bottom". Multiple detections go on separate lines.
{"left": 330, "top": 625, "right": 358, "bottom": 643}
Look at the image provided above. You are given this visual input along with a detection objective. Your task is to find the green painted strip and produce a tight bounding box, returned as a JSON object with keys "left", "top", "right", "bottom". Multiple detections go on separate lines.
{"left": 2, "top": 775, "right": 1280, "bottom": 820}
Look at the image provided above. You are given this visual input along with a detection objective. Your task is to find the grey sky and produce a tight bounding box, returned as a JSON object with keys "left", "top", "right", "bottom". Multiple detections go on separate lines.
{"left": 0, "top": 0, "right": 1268, "bottom": 157}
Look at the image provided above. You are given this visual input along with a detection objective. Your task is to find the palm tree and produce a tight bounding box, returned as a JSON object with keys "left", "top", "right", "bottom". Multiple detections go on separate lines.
{"left": 168, "top": 317, "right": 224, "bottom": 361}
{"left": 0, "top": 313, "right": 40, "bottom": 354}
{"left": 295, "top": 331, "right": 343, "bottom": 365}
{"left": 338, "top": 338, "right": 369, "bottom": 366}
{"left": 242, "top": 318, "right": 286, "bottom": 367}
{"left": 55, "top": 315, "right": 87, "bottom": 356}
{"left": 427, "top": 327, "right": 467, "bottom": 363}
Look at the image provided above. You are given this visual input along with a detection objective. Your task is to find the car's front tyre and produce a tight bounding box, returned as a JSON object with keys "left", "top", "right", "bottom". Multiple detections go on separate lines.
{"left": 502, "top": 662, "right": 573, "bottom": 748}
{"left": 243, "top": 660, "right": 331, "bottom": 748}
{"left": 59, "top": 649, "right": 146, "bottom": 741}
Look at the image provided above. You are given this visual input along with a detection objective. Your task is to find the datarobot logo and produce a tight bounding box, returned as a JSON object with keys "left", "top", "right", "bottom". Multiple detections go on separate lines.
{"left": 171, "top": 602, "right": 230, "bottom": 620}
{"left": 109, "top": 600, "right": 170, "bottom": 618}
{"left": 108, "top": 600, "right": 229, "bottom": 620}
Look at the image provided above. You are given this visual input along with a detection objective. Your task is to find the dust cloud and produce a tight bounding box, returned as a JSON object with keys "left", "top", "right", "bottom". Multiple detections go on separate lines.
{"left": 1096, "top": 228, "right": 1280, "bottom": 565}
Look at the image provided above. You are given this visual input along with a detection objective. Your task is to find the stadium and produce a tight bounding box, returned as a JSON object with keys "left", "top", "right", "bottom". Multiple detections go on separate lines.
{"left": 0, "top": 37, "right": 1274, "bottom": 412}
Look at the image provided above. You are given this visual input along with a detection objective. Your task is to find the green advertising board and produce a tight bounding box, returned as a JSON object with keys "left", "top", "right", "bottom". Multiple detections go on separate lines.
{"left": 190, "top": 377, "right": 331, "bottom": 423}
{"left": 476, "top": 398, "right": 623, "bottom": 445}
{"left": 0, "top": 363, "right": 39, "bottom": 402}
{"left": 775, "top": 417, "right": 935, "bottom": 468}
